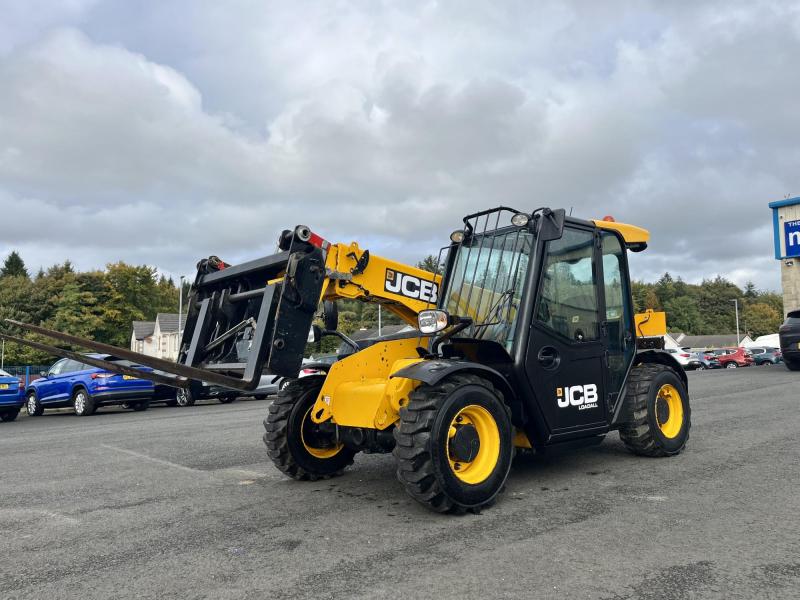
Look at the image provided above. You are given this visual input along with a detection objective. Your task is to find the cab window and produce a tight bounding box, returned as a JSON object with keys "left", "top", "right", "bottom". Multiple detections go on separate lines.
{"left": 536, "top": 228, "right": 600, "bottom": 342}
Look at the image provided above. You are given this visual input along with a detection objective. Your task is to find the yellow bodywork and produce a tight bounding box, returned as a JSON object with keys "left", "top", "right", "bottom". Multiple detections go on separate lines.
{"left": 593, "top": 220, "right": 650, "bottom": 245}
{"left": 301, "top": 241, "right": 442, "bottom": 432}
{"left": 321, "top": 242, "right": 440, "bottom": 326}
{"left": 634, "top": 309, "right": 668, "bottom": 337}
{"left": 311, "top": 337, "right": 424, "bottom": 429}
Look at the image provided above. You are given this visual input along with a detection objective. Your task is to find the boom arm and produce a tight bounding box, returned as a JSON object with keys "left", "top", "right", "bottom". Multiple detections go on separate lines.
{"left": 0, "top": 226, "right": 440, "bottom": 391}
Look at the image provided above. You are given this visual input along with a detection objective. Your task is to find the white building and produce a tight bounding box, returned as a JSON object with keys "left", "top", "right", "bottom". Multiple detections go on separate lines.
{"left": 130, "top": 313, "right": 187, "bottom": 360}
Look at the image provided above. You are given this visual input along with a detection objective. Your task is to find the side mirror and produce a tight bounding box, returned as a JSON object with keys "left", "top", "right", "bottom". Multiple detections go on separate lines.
{"left": 307, "top": 324, "right": 323, "bottom": 344}
{"left": 539, "top": 208, "right": 566, "bottom": 242}
{"left": 39, "top": 371, "right": 47, "bottom": 378}
{"left": 323, "top": 301, "right": 339, "bottom": 332}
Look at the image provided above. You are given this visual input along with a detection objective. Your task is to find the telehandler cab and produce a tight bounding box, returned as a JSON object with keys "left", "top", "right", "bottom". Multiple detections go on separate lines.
{"left": 2, "top": 208, "right": 690, "bottom": 514}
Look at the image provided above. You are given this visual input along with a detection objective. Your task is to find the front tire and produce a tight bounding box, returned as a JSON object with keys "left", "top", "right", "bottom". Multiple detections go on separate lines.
{"left": 176, "top": 388, "right": 195, "bottom": 407}
{"left": 393, "top": 373, "right": 513, "bottom": 514}
{"left": 132, "top": 400, "right": 150, "bottom": 412}
{"left": 26, "top": 392, "right": 44, "bottom": 416}
{"left": 218, "top": 396, "right": 237, "bottom": 404}
{"left": 263, "top": 376, "right": 355, "bottom": 480}
{"left": 1, "top": 407, "right": 20, "bottom": 422}
{"left": 73, "top": 388, "right": 96, "bottom": 417}
{"left": 725, "top": 362, "right": 738, "bottom": 369}
{"left": 619, "top": 363, "right": 691, "bottom": 457}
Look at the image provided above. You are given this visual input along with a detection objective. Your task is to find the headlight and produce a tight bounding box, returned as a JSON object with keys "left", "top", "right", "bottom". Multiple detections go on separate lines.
{"left": 511, "top": 213, "right": 530, "bottom": 227}
{"left": 450, "top": 230, "right": 465, "bottom": 243}
{"left": 418, "top": 310, "right": 450, "bottom": 334}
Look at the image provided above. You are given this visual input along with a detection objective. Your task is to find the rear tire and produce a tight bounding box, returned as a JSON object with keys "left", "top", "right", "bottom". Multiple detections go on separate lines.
{"left": 725, "top": 362, "right": 738, "bottom": 369}
{"left": 218, "top": 396, "right": 237, "bottom": 404}
{"left": 176, "top": 388, "right": 195, "bottom": 407}
{"left": 132, "top": 400, "right": 150, "bottom": 412}
{"left": 1, "top": 407, "right": 20, "bottom": 422}
{"left": 26, "top": 392, "right": 44, "bottom": 417}
{"left": 263, "top": 376, "right": 355, "bottom": 481}
{"left": 393, "top": 373, "right": 513, "bottom": 514}
{"left": 785, "top": 358, "right": 800, "bottom": 372}
{"left": 73, "top": 388, "right": 95, "bottom": 417}
{"left": 619, "top": 363, "right": 691, "bottom": 457}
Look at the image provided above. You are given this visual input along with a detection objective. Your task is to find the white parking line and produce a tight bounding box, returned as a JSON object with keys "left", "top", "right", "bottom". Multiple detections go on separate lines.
{"left": 0, "top": 508, "right": 79, "bottom": 524}
{"left": 100, "top": 444, "right": 201, "bottom": 474}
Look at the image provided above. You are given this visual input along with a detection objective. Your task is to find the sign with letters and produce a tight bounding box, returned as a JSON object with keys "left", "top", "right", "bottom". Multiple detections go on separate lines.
{"left": 785, "top": 220, "right": 800, "bottom": 258}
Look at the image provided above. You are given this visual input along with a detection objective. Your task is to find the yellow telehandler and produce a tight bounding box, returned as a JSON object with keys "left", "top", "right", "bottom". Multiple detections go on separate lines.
{"left": 3, "top": 208, "right": 688, "bottom": 513}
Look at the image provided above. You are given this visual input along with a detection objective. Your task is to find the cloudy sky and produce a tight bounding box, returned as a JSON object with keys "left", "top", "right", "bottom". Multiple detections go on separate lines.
{"left": 0, "top": 1, "right": 797, "bottom": 290}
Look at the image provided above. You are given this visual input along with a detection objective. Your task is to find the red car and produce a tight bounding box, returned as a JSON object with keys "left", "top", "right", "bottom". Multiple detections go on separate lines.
{"left": 711, "top": 347, "right": 754, "bottom": 369}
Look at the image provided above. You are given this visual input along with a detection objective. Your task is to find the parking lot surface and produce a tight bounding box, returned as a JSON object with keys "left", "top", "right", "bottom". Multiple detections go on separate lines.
{"left": 1, "top": 367, "right": 798, "bottom": 600}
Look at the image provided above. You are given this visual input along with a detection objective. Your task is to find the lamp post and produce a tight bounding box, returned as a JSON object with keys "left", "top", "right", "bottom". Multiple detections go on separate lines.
{"left": 178, "top": 275, "right": 186, "bottom": 343}
{"left": 731, "top": 298, "right": 740, "bottom": 346}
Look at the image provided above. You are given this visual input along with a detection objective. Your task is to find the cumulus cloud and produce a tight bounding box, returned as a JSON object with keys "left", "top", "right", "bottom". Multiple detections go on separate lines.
{"left": 0, "top": 0, "right": 798, "bottom": 290}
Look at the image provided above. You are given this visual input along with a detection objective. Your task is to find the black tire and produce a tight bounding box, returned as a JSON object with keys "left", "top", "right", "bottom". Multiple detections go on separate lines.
{"left": 26, "top": 392, "right": 44, "bottom": 417}
{"left": 176, "top": 388, "right": 195, "bottom": 407}
{"left": 785, "top": 358, "right": 800, "bottom": 372}
{"left": 278, "top": 379, "right": 292, "bottom": 392}
{"left": 254, "top": 395, "right": 268, "bottom": 401}
{"left": 696, "top": 364, "right": 706, "bottom": 371}
{"left": 393, "top": 373, "right": 513, "bottom": 514}
{"left": 218, "top": 396, "right": 237, "bottom": 404}
{"left": 132, "top": 400, "right": 150, "bottom": 412}
{"left": 164, "top": 399, "right": 178, "bottom": 407}
{"left": 725, "top": 362, "right": 738, "bottom": 369}
{"left": 1, "top": 407, "right": 20, "bottom": 422}
{"left": 72, "top": 388, "right": 96, "bottom": 417}
{"left": 263, "top": 376, "right": 355, "bottom": 481}
{"left": 619, "top": 363, "right": 691, "bottom": 457}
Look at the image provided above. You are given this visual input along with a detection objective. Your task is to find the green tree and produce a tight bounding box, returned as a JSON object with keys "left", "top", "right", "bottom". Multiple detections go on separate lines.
{"left": 416, "top": 255, "right": 443, "bottom": 274}
{"left": 1, "top": 251, "right": 29, "bottom": 278}
{"left": 743, "top": 302, "right": 782, "bottom": 337}
{"left": 664, "top": 296, "right": 702, "bottom": 334}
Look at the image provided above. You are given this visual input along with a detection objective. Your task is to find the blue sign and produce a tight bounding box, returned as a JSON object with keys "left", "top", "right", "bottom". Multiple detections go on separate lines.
{"left": 786, "top": 220, "right": 800, "bottom": 258}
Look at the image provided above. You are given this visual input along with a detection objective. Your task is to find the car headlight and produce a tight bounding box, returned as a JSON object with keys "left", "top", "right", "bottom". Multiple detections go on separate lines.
{"left": 418, "top": 310, "right": 450, "bottom": 334}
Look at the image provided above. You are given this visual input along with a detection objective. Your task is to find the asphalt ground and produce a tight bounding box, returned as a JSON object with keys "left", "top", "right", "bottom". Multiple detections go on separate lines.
{"left": 1, "top": 366, "right": 798, "bottom": 600}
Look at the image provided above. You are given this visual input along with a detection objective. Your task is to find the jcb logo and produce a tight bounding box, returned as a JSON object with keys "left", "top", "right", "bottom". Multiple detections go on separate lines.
{"left": 385, "top": 269, "right": 438, "bottom": 303}
{"left": 557, "top": 384, "right": 599, "bottom": 410}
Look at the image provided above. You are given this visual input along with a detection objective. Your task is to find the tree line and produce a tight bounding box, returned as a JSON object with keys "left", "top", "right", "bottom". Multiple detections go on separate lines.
{"left": 0, "top": 250, "right": 785, "bottom": 366}
{"left": 632, "top": 273, "right": 783, "bottom": 338}
{"left": 0, "top": 251, "right": 180, "bottom": 365}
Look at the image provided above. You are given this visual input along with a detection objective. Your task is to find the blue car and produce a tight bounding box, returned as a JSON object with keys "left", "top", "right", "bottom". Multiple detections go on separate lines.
{"left": 25, "top": 355, "right": 155, "bottom": 417}
{"left": 0, "top": 368, "right": 24, "bottom": 422}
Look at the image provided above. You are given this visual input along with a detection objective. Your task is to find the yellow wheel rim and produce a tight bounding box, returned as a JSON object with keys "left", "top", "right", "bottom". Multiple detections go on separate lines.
{"left": 300, "top": 407, "right": 343, "bottom": 459}
{"left": 446, "top": 404, "right": 500, "bottom": 485}
{"left": 655, "top": 384, "right": 684, "bottom": 439}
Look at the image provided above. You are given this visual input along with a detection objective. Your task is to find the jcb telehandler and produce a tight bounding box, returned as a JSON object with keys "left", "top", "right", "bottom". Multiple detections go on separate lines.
{"left": 2, "top": 208, "right": 690, "bottom": 514}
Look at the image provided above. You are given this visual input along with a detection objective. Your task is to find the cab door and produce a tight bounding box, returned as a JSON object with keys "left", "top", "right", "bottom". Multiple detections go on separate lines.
{"left": 524, "top": 225, "right": 609, "bottom": 442}
{"left": 599, "top": 231, "right": 636, "bottom": 415}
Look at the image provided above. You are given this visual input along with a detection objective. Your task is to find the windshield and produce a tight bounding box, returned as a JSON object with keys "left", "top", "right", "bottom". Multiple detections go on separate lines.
{"left": 443, "top": 229, "right": 534, "bottom": 351}
{"left": 0, "top": 369, "right": 11, "bottom": 377}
